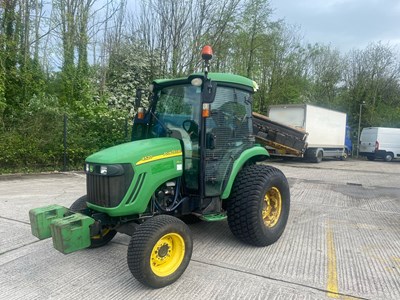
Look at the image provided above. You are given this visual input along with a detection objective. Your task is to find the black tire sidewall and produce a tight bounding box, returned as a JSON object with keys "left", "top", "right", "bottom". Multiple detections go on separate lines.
{"left": 70, "top": 195, "right": 88, "bottom": 212}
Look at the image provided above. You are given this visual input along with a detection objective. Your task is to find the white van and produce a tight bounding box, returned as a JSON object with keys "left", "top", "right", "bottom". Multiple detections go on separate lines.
{"left": 359, "top": 127, "right": 400, "bottom": 162}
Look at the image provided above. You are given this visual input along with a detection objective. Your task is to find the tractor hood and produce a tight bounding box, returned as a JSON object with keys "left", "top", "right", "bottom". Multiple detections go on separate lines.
{"left": 85, "top": 138, "right": 182, "bottom": 165}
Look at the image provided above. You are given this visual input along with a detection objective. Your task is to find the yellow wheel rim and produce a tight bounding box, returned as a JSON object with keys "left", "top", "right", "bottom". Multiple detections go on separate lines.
{"left": 262, "top": 187, "right": 282, "bottom": 228}
{"left": 150, "top": 233, "right": 185, "bottom": 277}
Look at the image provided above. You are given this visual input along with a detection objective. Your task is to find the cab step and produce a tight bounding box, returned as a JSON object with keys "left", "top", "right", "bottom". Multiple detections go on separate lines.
{"left": 200, "top": 213, "right": 227, "bottom": 222}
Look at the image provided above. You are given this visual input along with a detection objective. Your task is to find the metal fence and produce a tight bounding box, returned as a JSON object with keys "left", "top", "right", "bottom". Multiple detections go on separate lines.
{"left": 0, "top": 113, "right": 131, "bottom": 173}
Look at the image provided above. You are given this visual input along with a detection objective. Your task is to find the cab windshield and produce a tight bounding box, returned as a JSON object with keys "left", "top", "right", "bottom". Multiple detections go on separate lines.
{"left": 151, "top": 84, "right": 202, "bottom": 191}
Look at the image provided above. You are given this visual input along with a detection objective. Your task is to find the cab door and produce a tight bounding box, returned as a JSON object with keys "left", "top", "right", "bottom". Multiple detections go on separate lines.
{"left": 151, "top": 84, "right": 201, "bottom": 191}
{"left": 203, "top": 87, "right": 253, "bottom": 197}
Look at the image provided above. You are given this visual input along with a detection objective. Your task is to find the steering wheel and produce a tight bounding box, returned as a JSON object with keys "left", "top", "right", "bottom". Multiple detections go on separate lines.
{"left": 182, "top": 120, "right": 199, "bottom": 140}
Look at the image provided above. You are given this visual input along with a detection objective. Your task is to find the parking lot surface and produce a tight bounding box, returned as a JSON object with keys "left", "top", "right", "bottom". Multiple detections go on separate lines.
{"left": 0, "top": 159, "right": 399, "bottom": 299}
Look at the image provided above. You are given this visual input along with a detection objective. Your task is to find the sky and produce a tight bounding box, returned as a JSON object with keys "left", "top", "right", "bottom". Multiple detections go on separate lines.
{"left": 268, "top": 0, "right": 400, "bottom": 52}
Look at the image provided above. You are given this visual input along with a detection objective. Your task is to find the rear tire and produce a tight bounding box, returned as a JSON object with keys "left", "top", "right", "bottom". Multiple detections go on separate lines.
{"left": 70, "top": 195, "right": 117, "bottom": 248}
{"left": 384, "top": 153, "right": 394, "bottom": 162}
{"left": 127, "top": 215, "right": 193, "bottom": 288}
{"left": 367, "top": 155, "right": 375, "bottom": 161}
{"left": 227, "top": 164, "right": 290, "bottom": 247}
{"left": 313, "top": 150, "right": 323, "bottom": 163}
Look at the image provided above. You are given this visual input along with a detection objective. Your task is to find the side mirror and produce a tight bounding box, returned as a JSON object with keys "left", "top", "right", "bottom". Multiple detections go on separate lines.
{"left": 202, "top": 79, "right": 217, "bottom": 103}
{"left": 135, "top": 89, "right": 143, "bottom": 107}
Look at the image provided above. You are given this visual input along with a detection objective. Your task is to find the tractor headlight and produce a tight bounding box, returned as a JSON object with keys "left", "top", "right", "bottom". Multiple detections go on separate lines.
{"left": 191, "top": 78, "right": 203, "bottom": 87}
{"left": 100, "top": 166, "right": 108, "bottom": 175}
{"left": 85, "top": 163, "right": 126, "bottom": 176}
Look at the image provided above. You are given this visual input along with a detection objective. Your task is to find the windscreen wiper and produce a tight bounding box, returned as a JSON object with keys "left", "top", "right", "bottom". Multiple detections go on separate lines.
{"left": 150, "top": 111, "right": 172, "bottom": 136}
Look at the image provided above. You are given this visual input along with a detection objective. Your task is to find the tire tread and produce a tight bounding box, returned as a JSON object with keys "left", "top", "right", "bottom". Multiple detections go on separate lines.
{"left": 227, "top": 164, "right": 290, "bottom": 247}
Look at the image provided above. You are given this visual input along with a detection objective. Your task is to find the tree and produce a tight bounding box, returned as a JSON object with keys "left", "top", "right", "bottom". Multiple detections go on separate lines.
{"left": 238, "top": 0, "right": 272, "bottom": 78}
{"left": 342, "top": 42, "right": 400, "bottom": 128}
{"left": 106, "top": 41, "right": 160, "bottom": 114}
{"left": 206, "top": 0, "right": 241, "bottom": 72}
{"left": 254, "top": 24, "right": 310, "bottom": 111}
{"left": 307, "top": 44, "right": 343, "bottom": 107}
{"left": 53, "top": 0, "right": 102, "bottom": 107}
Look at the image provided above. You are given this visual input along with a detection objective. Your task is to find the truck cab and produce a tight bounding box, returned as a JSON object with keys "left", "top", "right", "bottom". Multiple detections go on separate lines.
{"left": 344, "top": 125, "right": 353, "bottom": 159}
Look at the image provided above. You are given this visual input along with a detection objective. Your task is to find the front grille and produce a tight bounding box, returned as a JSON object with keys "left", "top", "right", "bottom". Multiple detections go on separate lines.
{"left": 86, "top": 164, "right": 134, "bottom": 208}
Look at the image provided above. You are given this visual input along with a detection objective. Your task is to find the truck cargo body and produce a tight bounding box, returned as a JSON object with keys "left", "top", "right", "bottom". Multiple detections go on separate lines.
{"left": 359, "top": 127, "right": 400, "bottom": 162}
{"left": 266, "top": 104, "right": 347, "bottom": 162}
{"left": 252, "top": 112, "right": 307, "bottom": 157}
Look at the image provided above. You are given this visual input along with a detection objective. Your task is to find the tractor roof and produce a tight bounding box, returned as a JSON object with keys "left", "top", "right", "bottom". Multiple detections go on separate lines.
{"left": 153, "top": 73, "right": 258, "bottom": 92}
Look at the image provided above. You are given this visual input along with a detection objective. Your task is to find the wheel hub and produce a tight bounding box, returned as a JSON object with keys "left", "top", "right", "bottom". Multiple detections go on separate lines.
{"left": 150, "top": 233, "right": 185, "bottom": 277}
{"left": 156, "top": 243, "right": 170, "bottom": 259}
{"left": 262, "top": 187, "right": 282, "bottom": 228}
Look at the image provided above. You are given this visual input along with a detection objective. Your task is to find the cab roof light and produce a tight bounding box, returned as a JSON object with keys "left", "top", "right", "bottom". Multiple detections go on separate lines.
{"left": 201, "top": 45, "right": 213, "bottom": 61}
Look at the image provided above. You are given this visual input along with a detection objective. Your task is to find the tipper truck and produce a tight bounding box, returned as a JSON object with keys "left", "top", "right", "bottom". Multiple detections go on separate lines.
{"left": 29, "top": 46, "right": 291, "bottom": 289}
{"left": 253, "top": 104, "right": 349, "bottom": 163}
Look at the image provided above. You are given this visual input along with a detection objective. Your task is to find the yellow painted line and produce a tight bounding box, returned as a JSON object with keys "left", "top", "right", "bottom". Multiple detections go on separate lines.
{"left": 392, "top": 257, "right": 400, "bottom": 263}
{"left": 327, "top": 222, "right": 339, "bottom": 298}
{"left": 136, "top": 150, "right": 182, "bottom": 166}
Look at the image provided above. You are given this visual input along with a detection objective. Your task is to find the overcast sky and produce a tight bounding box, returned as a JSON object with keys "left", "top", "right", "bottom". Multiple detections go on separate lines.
{"left": 268, "top": 0, "right": 400, "bottom": 52}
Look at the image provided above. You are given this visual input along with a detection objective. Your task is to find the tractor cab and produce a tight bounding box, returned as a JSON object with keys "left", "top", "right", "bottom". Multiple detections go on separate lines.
{"left": 132, "top": 70, "right": 257, "bottom": 210}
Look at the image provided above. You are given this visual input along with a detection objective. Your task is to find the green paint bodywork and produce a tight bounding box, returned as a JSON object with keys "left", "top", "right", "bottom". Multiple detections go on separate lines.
{"left": 153, "top": 72, "right": 256, "bottom": 91}
{"left": 85, "top": 138, "right": 180, "bottom": 164}
{"left": 221, "top": 146, "right": 269, "bottom": 199}
{"left": 86, "top": 137, "right": 183, "bottom": 217}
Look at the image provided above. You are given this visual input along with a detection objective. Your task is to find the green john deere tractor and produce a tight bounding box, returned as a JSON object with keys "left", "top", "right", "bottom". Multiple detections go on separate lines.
{"left": 29, "top": 46, "right": 290, "bottom": 288}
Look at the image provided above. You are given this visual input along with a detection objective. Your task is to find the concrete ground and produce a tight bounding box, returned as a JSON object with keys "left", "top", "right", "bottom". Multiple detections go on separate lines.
{"left": 0, "top": 158, "right": 399, "bottom": 299}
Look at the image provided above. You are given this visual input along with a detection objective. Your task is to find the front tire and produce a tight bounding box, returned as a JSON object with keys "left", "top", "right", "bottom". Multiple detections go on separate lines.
{"left": 340, "top": 149, "right": 348, "bottom": 161}
{"left": 127, "top": 215, "right": 193, "bottom": 288}
{"left": 227, "top": 164, "right": 290, "bottom": 247}
{"left": 70, "top": 195, "right": 117, "bottom": 248}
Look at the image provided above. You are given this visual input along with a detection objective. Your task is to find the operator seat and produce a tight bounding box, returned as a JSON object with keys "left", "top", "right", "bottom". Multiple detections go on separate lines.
{"left": 209, "top": 110, "right": 233, "bottom": 158}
